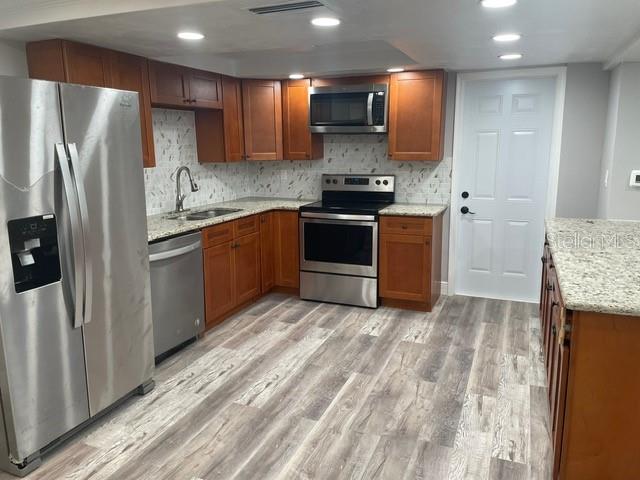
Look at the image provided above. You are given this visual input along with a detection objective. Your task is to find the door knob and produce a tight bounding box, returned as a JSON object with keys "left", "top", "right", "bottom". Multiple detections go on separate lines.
{"left": 460, "top": 206, "right": 476, "bottom": 215}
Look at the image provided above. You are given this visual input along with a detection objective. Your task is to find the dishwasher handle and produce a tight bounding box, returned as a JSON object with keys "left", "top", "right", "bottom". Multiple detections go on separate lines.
{"left": 149, "top": 241, "right": 201, "bottom": 263}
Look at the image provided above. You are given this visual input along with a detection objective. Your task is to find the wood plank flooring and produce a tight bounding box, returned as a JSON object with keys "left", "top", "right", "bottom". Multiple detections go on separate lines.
{"left": 2, "top": 294, "right": 552, "bottom": 480}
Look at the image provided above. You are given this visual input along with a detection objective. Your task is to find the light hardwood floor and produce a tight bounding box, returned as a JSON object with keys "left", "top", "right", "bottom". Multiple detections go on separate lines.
{"left": 3, "top": 294, "right": 552, "bottom": 480}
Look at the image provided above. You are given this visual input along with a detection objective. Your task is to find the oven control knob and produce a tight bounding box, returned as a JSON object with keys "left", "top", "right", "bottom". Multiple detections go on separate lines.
{"left": 332, "top": 179, "right": 338, "bottom": 184}
{"left": 325, "top": 179, "right": 331, "bottom": 184}
{"left": 383, "top": 179, "right": 389, "bottom": 185}
{"left": 375, "top": 180, "right": 381, "bottom": 185}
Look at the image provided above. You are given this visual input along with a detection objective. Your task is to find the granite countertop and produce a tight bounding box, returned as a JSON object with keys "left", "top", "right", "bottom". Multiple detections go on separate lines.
{"left": 147, "top": 197, "right": 449, "bottom": 242}
{"left": 379, "top": 203, "right": 448, "bottom": 217}
{"left": 545, "top": 218, "right": 640, "bottom": 316}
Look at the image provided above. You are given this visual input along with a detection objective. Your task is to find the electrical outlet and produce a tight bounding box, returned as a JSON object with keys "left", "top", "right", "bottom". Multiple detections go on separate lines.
{"left": 630, "top": 170, "right": 640, "bottom": 187}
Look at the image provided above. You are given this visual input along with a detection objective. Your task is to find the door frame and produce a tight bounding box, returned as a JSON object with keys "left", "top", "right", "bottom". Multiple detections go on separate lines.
{"left": 447, "top": 66, "right": 567, "bottom": 298}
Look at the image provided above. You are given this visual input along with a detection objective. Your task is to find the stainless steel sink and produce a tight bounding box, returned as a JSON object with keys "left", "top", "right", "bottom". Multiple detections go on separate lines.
{"left": 164, "top": 208, "right": 243, "bottom": 221}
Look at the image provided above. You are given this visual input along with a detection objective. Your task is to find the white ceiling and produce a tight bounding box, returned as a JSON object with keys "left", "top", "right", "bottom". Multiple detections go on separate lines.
{"left": 2, "top": 0, "right": 640, "bottom": 77}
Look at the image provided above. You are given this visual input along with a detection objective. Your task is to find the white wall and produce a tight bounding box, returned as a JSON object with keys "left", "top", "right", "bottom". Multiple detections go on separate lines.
{"left": 556, "top": 63, "right": 609, "bottom": 218}
{"left": 597, "top": 63, "right": 640, "bottom": 221}
{"left": 0, "top": 39, "right": 27, "bottom": 77}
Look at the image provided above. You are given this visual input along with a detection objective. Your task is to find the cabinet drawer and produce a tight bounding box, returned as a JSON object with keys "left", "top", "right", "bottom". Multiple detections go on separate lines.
{"left": 380, "top": 216, "right": 432, "bottom": 236}
{"left": 203, "top": 222, "right": 234, "bottom": 248}
{"left": 234, "top": 215, "right": 259, "bottom": 237}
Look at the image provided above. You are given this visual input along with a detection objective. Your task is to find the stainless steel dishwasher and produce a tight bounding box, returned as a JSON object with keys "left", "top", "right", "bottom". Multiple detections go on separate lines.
{"left": 149, "top": 231, "right": 205, "bottom": 361}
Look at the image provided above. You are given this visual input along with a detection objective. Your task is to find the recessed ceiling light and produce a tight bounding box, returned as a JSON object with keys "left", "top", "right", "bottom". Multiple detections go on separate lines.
{"left": 177, "top": 31, "right": 204, "bottom": 40}
{"left": 311, "top": 17, "right": 341, "bottom": 27}
{"left": 481, "top": 0, "right": 517, "bottom": 8}
{"left": 500, "top": 53, "right": 523, "bottom": 60}
{"left": 289, "top": 73, "right": 305, "bottom": 80}
{"left": 493, "top": 33, "right": 521, "bottom": 42}
{"left": 387, "top": 67, "right": 405, "bottom": 73}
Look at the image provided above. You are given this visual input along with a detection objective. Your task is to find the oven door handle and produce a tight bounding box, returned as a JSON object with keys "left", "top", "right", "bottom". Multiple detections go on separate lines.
{"left": 300, "top": 212, "right": 376, "bottom": 222}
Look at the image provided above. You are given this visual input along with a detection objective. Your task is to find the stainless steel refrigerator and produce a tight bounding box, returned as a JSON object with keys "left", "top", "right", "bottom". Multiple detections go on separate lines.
{"left": 0, "top": 76, "right": 155, "bottom": 476}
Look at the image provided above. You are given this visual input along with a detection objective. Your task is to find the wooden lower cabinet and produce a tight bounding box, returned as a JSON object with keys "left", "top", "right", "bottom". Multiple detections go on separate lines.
{"left": 203, "top": 241, "right": 235, "bottom": 326}
{"left": 273, "top": 211, "right": 299, "bottom": 289}
{"left": 234, "top": 232, "right": 261, "bottom": 305}
{"left": 260, "top": 213, "right": 275, "bottom": 292}
{"left": 203, "top": 216, "right": 262, "bottom": 328}
{"left": 203, "top": 211, "right": 301, "bottom": 328}
{"left": 540, "top": 240, "right": 640, "bottom": 479}
{"left": 379, "top": 214, "right": 442, "bottom": 311}
{"left": 379, "top": 233, "right": 430, "bottom": 302}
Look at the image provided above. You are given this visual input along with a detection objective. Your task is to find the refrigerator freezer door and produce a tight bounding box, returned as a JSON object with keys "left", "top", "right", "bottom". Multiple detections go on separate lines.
{"left": 0, "top": 77, "right": 90, "bottom": 464}
{"left": 59, "top": 83, "right": 154, "bottom": 416}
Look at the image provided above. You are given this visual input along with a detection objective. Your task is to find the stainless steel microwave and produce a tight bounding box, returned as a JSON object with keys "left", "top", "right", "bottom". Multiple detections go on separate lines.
{"left": 308, "top": 83, "right": 388, "bottom": 133}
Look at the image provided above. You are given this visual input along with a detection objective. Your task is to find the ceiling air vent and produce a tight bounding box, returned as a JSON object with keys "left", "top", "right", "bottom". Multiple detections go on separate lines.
{"left": 249, "top": 1, "right": 324, "bottom": 15}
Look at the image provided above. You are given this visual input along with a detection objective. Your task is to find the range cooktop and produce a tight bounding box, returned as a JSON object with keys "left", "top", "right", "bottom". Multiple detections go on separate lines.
{"left": 300, "top": 174, "right": 396, "bottom": 217}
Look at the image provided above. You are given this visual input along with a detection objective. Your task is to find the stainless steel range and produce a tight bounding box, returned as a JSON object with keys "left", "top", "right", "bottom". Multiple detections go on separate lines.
{"left": 299, "top": 174, "right": 395, "bottom": 308}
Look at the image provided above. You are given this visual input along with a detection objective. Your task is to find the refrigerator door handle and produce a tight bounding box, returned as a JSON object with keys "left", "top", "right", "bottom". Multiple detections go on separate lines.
{"left": 67, "top": 143, "right": 93, "bottom": 325}
{"left": 55, "top": 143, "right": 85, "bottom": 329}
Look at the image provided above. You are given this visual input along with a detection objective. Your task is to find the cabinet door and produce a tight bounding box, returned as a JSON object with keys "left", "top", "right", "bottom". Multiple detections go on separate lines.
{"left": 204, "top": 242, "right": 235, "bottom": 327}
{"left": 388, "top": 70, "right": 446, "bottom": 161}
{"left": 234, "top": 232, "right": 261, "bottom": 305}
{"left": 188, "top": 69, "right": 222, "bottom": 109}
{"left": 242, "top": 79, "right": 283, "bottom": 161}
{"left": 222, "top": 76, "right": 246, "bottom": 162}
{"left": 26, "top": 39, "right": 67, "bottom": 81}
{"left": 282, "top": 79, "right": 322, "bottom": 160}
{"left": 551, "top": 332, "right": 570, "bottom": 479}
{"left": 274, "top": 211, "right": 299, "bottom": 288}
{"left": 379, "top": 233, "right": 431, "bottom": 302}
{"left": 63, "top": 41, "right": 111, "bottom": 87}
{"left": 260, "top": 213, "right": 275, "bottom": 293}
{"left": 109, "top": 52, "right": 156, "bottom": 168}
{"left": 148, "top": 61, "right": 189, "bottom": 107}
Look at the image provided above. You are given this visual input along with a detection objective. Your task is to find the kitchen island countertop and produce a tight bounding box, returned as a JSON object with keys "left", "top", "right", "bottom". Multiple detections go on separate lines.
{"left": 545, "top": 217, "right": 640, "bottom": 316}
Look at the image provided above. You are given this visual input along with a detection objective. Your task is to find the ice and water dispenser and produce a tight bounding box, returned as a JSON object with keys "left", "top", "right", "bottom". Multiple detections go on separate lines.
{"left": 8, "top": 214, "right": 61, "bottom": 293}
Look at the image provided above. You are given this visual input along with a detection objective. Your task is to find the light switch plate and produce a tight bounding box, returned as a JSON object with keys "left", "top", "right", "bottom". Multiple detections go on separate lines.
{"left": 630, "top": 170, "right": 640, "bottom": 187}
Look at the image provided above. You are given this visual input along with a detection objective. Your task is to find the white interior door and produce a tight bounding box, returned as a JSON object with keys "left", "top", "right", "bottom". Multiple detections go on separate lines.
{"left": 455, "top": 76, "right": 556, "bottom": 302}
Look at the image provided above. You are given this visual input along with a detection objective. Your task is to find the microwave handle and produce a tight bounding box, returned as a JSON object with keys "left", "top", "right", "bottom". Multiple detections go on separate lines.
{"left": 367, "top": 92, "right": 374, "bottom": 125}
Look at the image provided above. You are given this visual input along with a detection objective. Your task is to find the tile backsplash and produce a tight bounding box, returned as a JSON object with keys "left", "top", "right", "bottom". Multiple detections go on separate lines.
{"left": 144, "top": 108, "right": 452, "bottom": 216}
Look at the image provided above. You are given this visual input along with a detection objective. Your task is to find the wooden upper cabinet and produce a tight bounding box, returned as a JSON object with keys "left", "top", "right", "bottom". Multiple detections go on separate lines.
{"left": 282, "top": 79, "right": 322, "bottom": 160}
{"left": 27, "top": 39, "right": 110, "bottom": 86}
{"left": 188, "top": 69, "right": 222, "bottom": 109}
{"left": 25, "top": 39, "right": 155, "bottom": 168}
{"left": 388, "top": 70, "right": 446, "bottom": 161}
{"left": 222, "top": 76, "right": 245, "bottom": 162}
{"left": 242, "top": 79, "right": 283, "bottom": 161}
{"left": 109, "top": 52, "right": 156, "bottom": 167}
{"left": 26, "top": 39, "right": 67, "bottom": 82}
{"left": 148, "top": 60, "right": 189, "bottom": 107}
{"left": 63, "top": 41, "right": 111, "bottom": 87}
{"left": 148, "top": 61, "right": 222, "bottom": 109}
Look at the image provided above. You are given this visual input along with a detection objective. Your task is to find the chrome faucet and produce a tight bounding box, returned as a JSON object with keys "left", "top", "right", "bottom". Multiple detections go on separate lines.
{"left": 174, "top": 166, "right": 199, "bottom": 213}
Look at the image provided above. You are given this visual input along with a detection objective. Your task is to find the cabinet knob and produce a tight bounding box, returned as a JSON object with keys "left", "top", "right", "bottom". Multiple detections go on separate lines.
{"left": 552, "top": 324, "right": 557, "bottom": 336}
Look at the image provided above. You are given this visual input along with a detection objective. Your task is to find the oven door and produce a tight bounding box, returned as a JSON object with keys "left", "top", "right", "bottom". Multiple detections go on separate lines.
{"left": 300, "top": 216, "right": 378, "bottom": 277}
